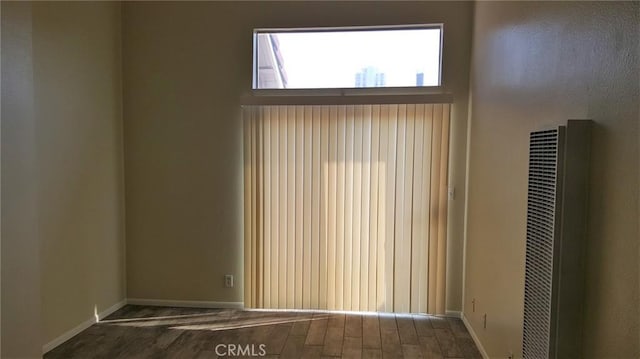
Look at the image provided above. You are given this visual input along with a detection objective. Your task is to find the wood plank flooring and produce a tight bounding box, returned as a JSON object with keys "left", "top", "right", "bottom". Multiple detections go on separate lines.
{"left": 44, "top": 305, "right": 482, "bottom": 358}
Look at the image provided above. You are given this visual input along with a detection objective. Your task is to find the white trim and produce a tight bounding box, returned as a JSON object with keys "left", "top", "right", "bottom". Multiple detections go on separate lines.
{"left": 250, "top": 87, "right": 447, "bottom": 97}
{"left": 461, "top": 63, "right": 475, "bottom": 317}
{"left": 252, "top": 24, "right": 444, "bottom": 90}
{"left": 461, "top": 312, "right": 490, "bottom": 359}
{"left": 126, "top": 298, "right": 244, "bottom": 309}
{"left": 445, "top": 310, "right": 462, "bottom": 318}
{"left": 97, "top": 300, "right": 128, "bottom": 321}
{"left": 42, "top": 299, "right": 126, "bottom": 354}
{"left": 241, "top": 92, "right": 453, "bottom": 106}
{"left": 43, "top": 317, "right": 95, "bottom": 354}
{"left": 254, "top": 24, "right": 443, "bottom": 34}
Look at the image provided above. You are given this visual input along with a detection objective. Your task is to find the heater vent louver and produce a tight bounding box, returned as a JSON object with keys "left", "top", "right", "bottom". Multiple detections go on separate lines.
{"left": 523, "top": 129, "right": 561, "bottom": 359}
{"left": 522, "top": 121, "right": 591, "bottom": 359}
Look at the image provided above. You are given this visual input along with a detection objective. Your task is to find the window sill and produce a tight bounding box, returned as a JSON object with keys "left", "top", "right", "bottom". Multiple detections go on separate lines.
{"left": 241, "top": 87, "right": 453, "bottom": 106}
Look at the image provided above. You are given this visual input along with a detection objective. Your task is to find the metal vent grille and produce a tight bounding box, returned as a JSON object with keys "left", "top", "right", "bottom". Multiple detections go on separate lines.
{"left": 523, "top": 129, "right": 560, "bottom": 359}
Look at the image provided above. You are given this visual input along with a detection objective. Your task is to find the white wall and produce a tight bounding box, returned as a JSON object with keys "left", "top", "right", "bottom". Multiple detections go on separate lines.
{"left": 32, "top": 2, "right": 126, "bottom": 345}
{"left": 122, "top": 1, "right": 473, "bottom": 311}
{"left": 1, "top": 2, "right": 126, "bottom": 355}
{"left": 1, "top": 2, "right": 42, "bottom": 357}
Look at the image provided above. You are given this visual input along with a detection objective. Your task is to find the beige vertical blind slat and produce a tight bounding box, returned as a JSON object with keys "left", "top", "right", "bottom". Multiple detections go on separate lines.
{"left": 384, "top": 104, "right": 398, "bottom": 313}
{"left": 271, "top": 106, "right": 279, "bottom": 308}
{"left": 436, "top": 104, "right": 450, "bottom": 314}
{"left": 394, "top": 104, "right": 408, "bottom": 313}
{"left": 286, "top": 107, "right": 295, "bottom": 309}
{"left": 302, "top": 106, "right": 312, "bottom": 309}
{"left": 244, "top": 103, "right": 450, "bottom": 314}
{"left": 410, "top": 104, "right": 425, "bottom": 314}
{"left": 428, "top": 104, "right": 443, "bottom": 314}
{"left": 250, "top": 113, "right": 265, "bottom": 306}
{"left": 367, "top": 105, "right": 378, "bottom": 311}
{"left": 277, "top": 106, "right": 286, "bottom": 309}
{"left": 419, "top": 105, "right": 434, "bottom": 313}
{"left": 319, "top": 106, "right": 329, "bottom": 309}
{"left": 344, "top": 105, "right": 354, "bottom": 310}
{"left": 294, "top": 106, "right": 304, "bottom": 308}
{"left": 263, "top": 107, "right": 272, "bottom": 309}
{"left": 361, "top": 105, "right": 371, "bottom": 311}
{"left": 243, "top": 107, "right": 252, "bottom": 307}
{"left": 311, "top": 106, "right": 321, "bottom": 308}
{"left": 352, "top": 105, "right": 363, "bottom": 311}
{"left": 251, "top": 107, "right": 259, "bottom": 308}
{"left": 335, "top": 106, "right": 346, "bottom": 310}
{"left": 403, "top": 105, "right": 416, "bottom": 312}
{"left": 327, "top": 106, "right": 338, "bottom": 310}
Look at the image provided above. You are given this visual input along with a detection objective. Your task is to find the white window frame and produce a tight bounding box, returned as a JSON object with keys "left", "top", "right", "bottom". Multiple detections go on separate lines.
{"left": 251, "top": 24, "right": 445, "bottom": 96}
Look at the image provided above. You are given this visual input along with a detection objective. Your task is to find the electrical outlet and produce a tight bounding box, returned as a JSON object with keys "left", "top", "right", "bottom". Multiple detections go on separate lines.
{"left": 224, "top": 275, "right": 234, "bottom": 288}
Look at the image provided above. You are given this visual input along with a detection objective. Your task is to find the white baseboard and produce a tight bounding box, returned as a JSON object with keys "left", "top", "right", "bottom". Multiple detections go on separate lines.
{"left": 445, "top": 310, "right": 462, "bottom": 318}
{"left": 461, "top": 311, "right": 490, "bottom": 359}
{"left": 42, "top": 299, "right": 126, "bottom": 354}
{"left": 126, "top": 298, "right": 244, "bottom": 309}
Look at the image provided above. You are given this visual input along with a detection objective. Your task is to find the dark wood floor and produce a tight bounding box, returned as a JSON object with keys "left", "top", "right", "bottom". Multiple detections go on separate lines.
{"left": 44, "top": 305, "right": 482, "bottom": 358}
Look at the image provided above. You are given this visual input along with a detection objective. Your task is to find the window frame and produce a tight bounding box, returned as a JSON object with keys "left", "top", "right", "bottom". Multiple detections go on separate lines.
{"left": 251, "top": 24, "right": 445, "bottom": 93}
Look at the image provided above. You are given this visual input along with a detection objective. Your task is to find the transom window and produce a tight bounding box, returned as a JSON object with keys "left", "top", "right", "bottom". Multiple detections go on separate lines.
{"left": 253, "top": 25, "right": 443, "bottom": 90}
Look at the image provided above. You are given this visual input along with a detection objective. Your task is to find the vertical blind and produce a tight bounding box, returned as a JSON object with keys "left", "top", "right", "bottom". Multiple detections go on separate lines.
{"left": 243, "top": 103, "right": 450, "bottom": 314}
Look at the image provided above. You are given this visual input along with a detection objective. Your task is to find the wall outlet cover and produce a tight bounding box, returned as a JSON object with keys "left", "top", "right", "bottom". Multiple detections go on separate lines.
{"left": 224, "top": 275, "right": 234, "bottom": 288}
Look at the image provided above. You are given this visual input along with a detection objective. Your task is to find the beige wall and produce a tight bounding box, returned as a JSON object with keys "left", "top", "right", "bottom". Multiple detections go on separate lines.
{"left": 32, "top": 2, "right": 126, "bottom": 345}
{"left": 464, "top": 2, "right": 639, "bottom": 357}
{"left": 1, "top": 1, "right": 125, "bottom": 354}
{"left": 122, "top": 1, "right": 472, "bottom": 311}
{"left": 1, "top": 2, "right": 42, "bottom": 357}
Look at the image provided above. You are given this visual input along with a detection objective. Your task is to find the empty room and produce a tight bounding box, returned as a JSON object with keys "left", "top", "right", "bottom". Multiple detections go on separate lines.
{"left": 1, "top": 1, "right": 638, "bottom": 358}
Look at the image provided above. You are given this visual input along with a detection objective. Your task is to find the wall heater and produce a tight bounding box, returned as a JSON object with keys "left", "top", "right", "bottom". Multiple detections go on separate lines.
{"left": 522, "top": 120, "right": 592, "bottom": 359}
